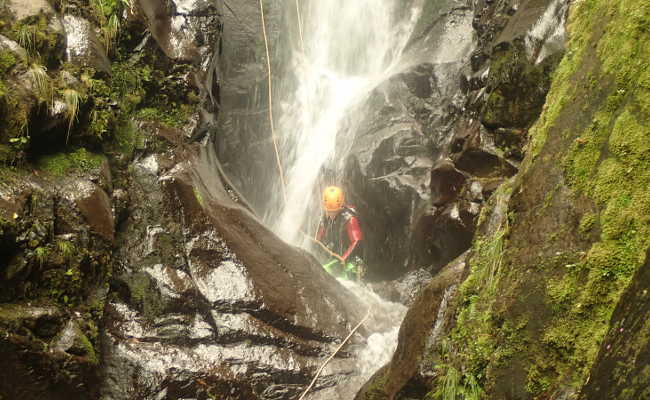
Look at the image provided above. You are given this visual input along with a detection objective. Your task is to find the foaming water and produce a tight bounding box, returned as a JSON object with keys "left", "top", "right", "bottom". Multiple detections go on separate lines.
{"left": 340, "top": 280, "right": 407, "bottom": 390}
{"left": 267, "top": 1, "right": 423, "bottom": 245}
{"left": 302, "top": 279, "right": 407, "bottom": 400}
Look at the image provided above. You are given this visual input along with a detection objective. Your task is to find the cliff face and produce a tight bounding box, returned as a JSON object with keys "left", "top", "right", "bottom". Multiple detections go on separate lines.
{"left": 358, "top": 0, "right": 650, "bottom": 398}
{"left": 1, "top": 0, "right": 648, "bottom": 398}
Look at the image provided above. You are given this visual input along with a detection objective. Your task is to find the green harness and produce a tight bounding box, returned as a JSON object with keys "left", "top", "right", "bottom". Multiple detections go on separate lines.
{"left": 322, "top": 258, "right": 358, "bottom": 281}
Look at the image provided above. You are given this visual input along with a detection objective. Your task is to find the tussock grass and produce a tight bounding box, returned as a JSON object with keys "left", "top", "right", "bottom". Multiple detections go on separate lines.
{"left": 63, "top": 88, "right": 82, "bottom": 142}
{"left": 29, "top": 63, "right": 53, "bottom": 104}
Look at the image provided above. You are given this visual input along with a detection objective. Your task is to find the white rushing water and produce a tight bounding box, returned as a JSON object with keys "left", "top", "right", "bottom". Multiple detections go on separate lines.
{"left": 340, "top": 280, "right": 407, "bottom": 375}
{"left": 268, "top": 0, "right": 423, "bottom": 245}
{"left": 309, "top": 279, "right": 407, "bottom": 399}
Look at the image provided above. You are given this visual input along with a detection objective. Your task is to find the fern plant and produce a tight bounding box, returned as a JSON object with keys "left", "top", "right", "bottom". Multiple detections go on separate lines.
{"left": 34, "top": 246, "right": 48, "bottom": 267}
{"left": 56, "top": 240, "right": 75, "bottom": 261}
{"left": 428, "top": 364, "right": 484, "bottom": 400}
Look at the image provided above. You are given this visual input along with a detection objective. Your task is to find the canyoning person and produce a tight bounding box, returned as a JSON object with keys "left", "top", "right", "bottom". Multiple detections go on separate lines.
{"left": 316, "top": 186, "right": 365, "bottom": 281}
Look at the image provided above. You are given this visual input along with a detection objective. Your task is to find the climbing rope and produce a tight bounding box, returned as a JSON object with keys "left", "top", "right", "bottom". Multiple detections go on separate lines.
{"left": 295, "top": 0, "right": 305, "bottom": 51}
{"left": 298, "top": 308, "right": 372, "bottom": 400}
{"left": 259, "top": 0, "right": 287, "bottom": 203}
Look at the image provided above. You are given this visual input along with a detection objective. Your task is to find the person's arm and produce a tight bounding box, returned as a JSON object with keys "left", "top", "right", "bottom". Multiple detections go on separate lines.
{"left": 341, "top": 216, "right": 362, "bottom": 261}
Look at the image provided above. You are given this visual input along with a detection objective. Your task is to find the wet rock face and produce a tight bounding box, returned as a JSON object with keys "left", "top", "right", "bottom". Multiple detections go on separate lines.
{"left": 101, "top": 130, "right": 367, "bottom": 398}
{"left": 0, "top": 174, "right": 112, "bottom": 399}
{"left": 480, "top": 40, "right": 559, "bottom": 131}
{"left": 345, "top": 58, "right": 473, "bottom": 280}
{"left": 63, "top": 15, "right": 111, "bottom": 73}
{"left": 345, "top": 0, "right": 566, "bottom": 281}
{"left": 139, "top": 0, "right": 222, "bottom": 63}
{"left": 212, "top": 0, "right": 285, "bottom": 213}
{"left": 0, "top": 174, "right": 113, "bottom": 304}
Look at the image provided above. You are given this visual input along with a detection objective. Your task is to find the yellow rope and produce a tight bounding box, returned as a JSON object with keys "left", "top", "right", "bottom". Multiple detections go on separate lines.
{"left": 295, "top": 0, "right": 305, "bottom": 51}
{"left": 259, "top": 0, "right": 287, "bottom": 204}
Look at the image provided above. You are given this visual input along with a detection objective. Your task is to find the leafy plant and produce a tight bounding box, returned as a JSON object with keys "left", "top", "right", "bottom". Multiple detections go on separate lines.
{"left": 104, "top": 14, "right": 120, "bottom": 52}
{"left": 57, "top": 240, "right": 75, "bottom": 261}
{"left": 34, "top": 246, "right": 49, "bottom": 266}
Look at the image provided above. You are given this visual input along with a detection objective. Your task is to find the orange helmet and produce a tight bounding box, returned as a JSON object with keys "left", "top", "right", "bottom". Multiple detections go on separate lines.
{"left": 323, "top": 186, "right": 344, "bottom": 212}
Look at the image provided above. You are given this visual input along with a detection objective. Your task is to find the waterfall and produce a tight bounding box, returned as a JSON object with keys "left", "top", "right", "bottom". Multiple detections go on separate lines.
{"left": 267, "top": 0, "right": 423, "bottom": 245}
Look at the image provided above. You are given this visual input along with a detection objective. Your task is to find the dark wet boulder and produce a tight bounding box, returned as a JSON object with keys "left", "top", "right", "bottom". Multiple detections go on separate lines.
{"left": 371, "top": 269, "right": 434, "bottom": 306}
{"left": 139, "top": 0, "right": 222, "bottom": 63}
{"left": 0, "top": 303, "right": 100, "bottom": 400}
{"left": 355, "top": 254, "right": 467, "bottom": 400}
{"left": 409, "top": 201, "right": 477, "bottom": 273}
{"left": 430, "top": 159, "right": 467, "bottom": 206}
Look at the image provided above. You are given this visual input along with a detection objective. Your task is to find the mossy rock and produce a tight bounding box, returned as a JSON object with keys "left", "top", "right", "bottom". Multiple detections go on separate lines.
{"left": 36, "top": 148, "right": 105, "bottom": 176}
{"left": 480, "top": 42, "right": 561, "bottom": 130}
{"left": 431, "top": 0, "right": 650, "bottom": 398}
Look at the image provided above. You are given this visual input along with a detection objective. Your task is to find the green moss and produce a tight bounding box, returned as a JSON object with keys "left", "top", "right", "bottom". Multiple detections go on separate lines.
{"left": 0, "top": 50, "right": 16, "bottom": 76}
{"left": 75, "top": 329, "right": 98, "bottom": 364}
{"left": 137, "top": 105, "right": 192, "bottom": 128}
{"left": 579, "top": 212, "right": 597, "bottom": 236}
{"left": 36, "top": 148, "right": 105, "bottom": 176}
{"left": 481, "top": 46, "right": 556, "bottom": 130}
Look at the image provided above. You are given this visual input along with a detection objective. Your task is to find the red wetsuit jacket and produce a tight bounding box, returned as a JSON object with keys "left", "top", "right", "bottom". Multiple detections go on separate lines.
{"left": 316, "top": 205, "right": 363, "bottom": 261}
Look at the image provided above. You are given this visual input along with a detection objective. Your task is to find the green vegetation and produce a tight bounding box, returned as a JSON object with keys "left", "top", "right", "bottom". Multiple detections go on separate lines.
{"left": 426, "top": 0, "right": 650, "bottom": 398}
{"left": 56, "top": 240, "right": 75, "bottom": 261}
{"left": 9, "top": 13, "right": 62, "bottom": 63}
{"left": 62, "top": 88, "right": 83, "bottom": 141}
{"left": 29, "top": 63, "right": 53, "bottom": 104}
{"left": 481, "top": 45, "right": 556, "bottom": 130}
{"left": 34, "top": 246, "right": 48, "bottom": 266}
{"left": 427, "top": 363, "right": 482, "bottom": 400}
{"left": 137, "top": 105, "right": 193, "bottom": 128}
{"left": 0, "top": 49, "right": 16, "bottom": 75}
{"left": 193, "top": 187, "right": 204, "bottom": 207}
{"left": 37, "top": 148, "right": 105, "bottom": 176}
